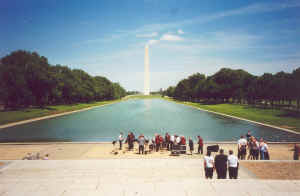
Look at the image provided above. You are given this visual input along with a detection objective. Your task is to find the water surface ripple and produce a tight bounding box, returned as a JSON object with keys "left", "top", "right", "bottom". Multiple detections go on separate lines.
{"left": 1, "top": 99, "right": 300, "bottom": 142}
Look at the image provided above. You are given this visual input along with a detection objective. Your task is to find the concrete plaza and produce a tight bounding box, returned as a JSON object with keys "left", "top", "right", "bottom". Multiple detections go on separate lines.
{"left": 0, "top": 159, "right": 300, "bottom": 196}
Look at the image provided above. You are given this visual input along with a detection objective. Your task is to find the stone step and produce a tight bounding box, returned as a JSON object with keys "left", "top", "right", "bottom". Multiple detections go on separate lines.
{"left": 1, "top": 160, "right": 300, "bottom": 196}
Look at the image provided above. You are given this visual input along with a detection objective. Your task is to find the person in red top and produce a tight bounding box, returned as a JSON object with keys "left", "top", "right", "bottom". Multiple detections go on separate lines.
{"left": 180, "top": 136, "right": 186, "bottom": 145}
{"left": 198, "top": 135, "right": 204, "bottom": 154}
{"left": 155, "top": 134, "right": 160, "bottom": 152}
{"left": 159, "top": 135, "right": 164, "bottom": 150}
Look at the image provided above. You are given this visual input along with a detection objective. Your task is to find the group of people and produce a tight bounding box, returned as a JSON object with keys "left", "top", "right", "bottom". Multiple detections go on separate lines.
{"left": 22, "top": 152, "right": 49, "bottom": 160}
{"left": 237, "top": 131, "right": 270, "bottom": 160}
{"left": 204, "top": 149, "right": 239, "bottom": 179}
{"left": 117, "top": 132, "right": 204, "bottom": 155}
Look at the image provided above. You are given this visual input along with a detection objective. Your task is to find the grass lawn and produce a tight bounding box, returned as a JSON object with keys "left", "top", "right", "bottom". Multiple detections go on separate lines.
{"left": 0, "top": 100, "right": 120, "bottom": 125}
{"left": 164, "top": 97, "right": 300, "bottom": 133}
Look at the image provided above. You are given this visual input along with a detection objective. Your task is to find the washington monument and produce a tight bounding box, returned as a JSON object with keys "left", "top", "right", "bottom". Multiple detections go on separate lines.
{"left": 144, "top": 44, "right": 150, "bottom": 95}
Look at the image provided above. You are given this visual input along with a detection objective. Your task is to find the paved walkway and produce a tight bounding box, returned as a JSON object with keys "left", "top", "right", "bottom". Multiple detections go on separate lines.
{"left": 0, "top": 159, "right": 299, "bottom": 196}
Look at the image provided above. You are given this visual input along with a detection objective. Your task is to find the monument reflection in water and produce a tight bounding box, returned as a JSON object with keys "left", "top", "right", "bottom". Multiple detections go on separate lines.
{"left": 0, "top": 99, "right": 300, "bottom": 142}
{"left": 144, "top": 44, "right": 150, "bottom": 95}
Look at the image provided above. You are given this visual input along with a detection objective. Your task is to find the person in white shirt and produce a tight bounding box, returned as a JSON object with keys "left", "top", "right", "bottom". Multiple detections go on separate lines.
{"left": 259, "top": 138, "right": 269, "bottom": 160}
{"left": 170, "top": 135, "right": 175, "bottom": 150}
{"left": 227, "top": 150, "right": 239, "bottom": 179}
{"left": 237, "top": 135, "right": 247, "bottom": 160}
{"left": 175, "top": 135, "right": 181, "bottom": 145}
{"left": 119, "top": 132, "right": 124, "bottom": 150}
{"left": 204, "top": 151, "right": 214, "bottom": 179}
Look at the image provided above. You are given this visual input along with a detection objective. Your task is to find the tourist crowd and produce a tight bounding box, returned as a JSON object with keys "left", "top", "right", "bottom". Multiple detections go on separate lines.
{"left": 238, "top": 131, "right": 270, "bottom": 160}
{"left": 117, "top": 130, "right": 271, "bottom": 160}
{"left": 117, "top": 132, "right": 204, "bottom": 155}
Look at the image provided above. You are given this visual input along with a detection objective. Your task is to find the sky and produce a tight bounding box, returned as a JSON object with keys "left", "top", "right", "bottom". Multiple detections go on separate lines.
{"left": 1, "top": 0, "right": 300, "bottom": 92}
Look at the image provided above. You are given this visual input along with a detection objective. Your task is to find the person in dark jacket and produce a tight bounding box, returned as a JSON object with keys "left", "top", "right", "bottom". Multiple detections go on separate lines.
{"left": 126, "top": 132, "right": 135, "bottom": 150}
{"left": 214, "top": 149, "right": 228, "bottom": 179}
{"left": 125, "top": 132, "right": 131, "bottom": 150}
{"left": 165, "top": 132, "right": 171, "bottom": 150}
{"left": 188, "top": 137, "right": 194, "bottom": 155}
{"left": 292, "top": 144, "right": 300, "bottom": 160}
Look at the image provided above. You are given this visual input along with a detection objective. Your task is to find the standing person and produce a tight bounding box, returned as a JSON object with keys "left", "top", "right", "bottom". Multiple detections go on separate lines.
{"left": 175, "top": 135, "right": 181, "bottom": 146}
{"left": 247, "top": 137, "right": 253, "bottom": 160}
{"left": 165, "top": 132, "right": 171, "bottom": 150}
{"left": 204, "top": 151, "right": 214, "bottom": 179}
{"left": 238, "top": 136, "right": 247, "bottom": 160}
{"left": 130, "top": 132, "right": 135, "bottom": 150}
{"left": 126, "top": 132, "right": 135, "bottom": 151}
{"left": 214, "top": 149, "right": 228, "bottom": 179}
{"left": 246, "top": 131, "right": 252, "bottom": 142}
{"left": 118, "top": 132, "right": 124, "bottom": 150}
{"left": 227, "top": 150, "right": 239, "bottom": 179}
{"left": 189, "top": 137, "right": 194, "bottom": 155}
{"left": 159, "top": 135, "right": 164, "bottom": 150}
{"left": 264, "top": 141, "right": 270, "bottom": 160}
{"left": 259, "top": 138, "right": 267, "bottom": 160}
{"left": 138, "top": 134, "right": 145, "bottom": 154}
{"left": 197, "top": 135, "right": 204, "bottom": 154}
{"left": 292, "top": 144, "right": 300, "bottom": 160}
{"left": 252, "top": 137, "right": 259, "bottom": 160}
{"left": 180, "top": 136, "right": 186, "bottom": 145}
{"left": 155, "top": 134, "right": 160, "bottom": 152}
{"left": 149, "top": 138, "right": 154, "bottom": 152}
{"left": 170, "top": 134, "right": 175, "bottom": 150}
{"left": 22, "top": 153, "right": 32, "bottom": 160}
{"left": 35, "top": 153, "right": 40, "bottom": 160}
{"left": 126, "top": 132, "right": 131, "bottom": 150}
{"left": 151, "top": 136, "right": 156, "bottom": 151}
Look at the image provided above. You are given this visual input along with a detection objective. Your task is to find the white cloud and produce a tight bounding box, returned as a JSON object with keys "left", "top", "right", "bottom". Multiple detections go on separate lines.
{"left": 76, "top": 1, "right": 300, "bottom": 46}
{"left": 160, "top": 34, "right": 183, "bottom": 41}
{"left": 147, "top": 33, "right": 184, "bottom": 46}
{"left": 136, "top": 32, "right": 158, "bottom": 38}
{"left": 148, "top": 39, "right": 159, "bottom": 45}
{"left": 177, "top": 29, "right": 184, "bottom": 34}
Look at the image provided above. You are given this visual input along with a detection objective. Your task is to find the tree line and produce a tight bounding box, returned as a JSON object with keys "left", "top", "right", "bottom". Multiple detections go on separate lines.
{"left": 163, "top": 67, "right": 300, "bottom": 109}
{"left": 0, "top": 50, "right": 126, "bottom": 109}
